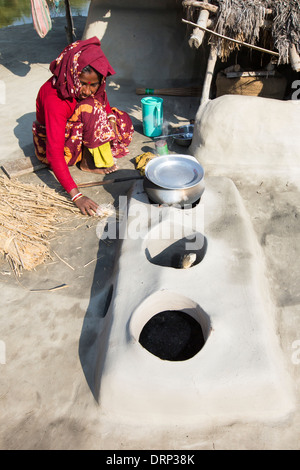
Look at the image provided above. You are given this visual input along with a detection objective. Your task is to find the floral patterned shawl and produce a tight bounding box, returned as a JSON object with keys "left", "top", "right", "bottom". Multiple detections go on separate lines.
{"left": 49, "top": 36, "right": 116, "bottom": 101}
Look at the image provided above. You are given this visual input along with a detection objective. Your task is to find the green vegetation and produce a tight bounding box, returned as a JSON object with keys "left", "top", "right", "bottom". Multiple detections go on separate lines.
{"left": 0, "top": 0, "right": 89, "bottom": 29}
{"left": 0, "top": 0, "right": 32, "bottom": 27}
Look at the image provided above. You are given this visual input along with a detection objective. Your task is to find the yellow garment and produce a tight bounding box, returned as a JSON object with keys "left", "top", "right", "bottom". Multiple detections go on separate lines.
{"left": 89, "top": 142, "right": 114, "bottom": 168}
{"left": 134, "top": 152, "right": 157, "bottom": 175}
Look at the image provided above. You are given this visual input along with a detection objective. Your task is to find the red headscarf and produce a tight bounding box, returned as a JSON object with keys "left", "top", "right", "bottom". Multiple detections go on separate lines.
{"left": 49, "top": 36, "right": 115, "bottom": 100}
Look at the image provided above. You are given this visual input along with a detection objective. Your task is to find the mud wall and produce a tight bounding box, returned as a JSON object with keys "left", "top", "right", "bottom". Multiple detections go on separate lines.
{"left": 82, "top": 0, "right": 208, "bottom": 87}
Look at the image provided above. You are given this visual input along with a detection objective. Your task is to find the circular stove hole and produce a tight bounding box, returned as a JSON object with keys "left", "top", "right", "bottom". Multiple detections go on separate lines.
{"left": 145, "top": 235, "right": 207, "bottom": 269}
{"left": 139, "top": 310, "right": 205, "bottom": 361}
{"left": 147, "top": 197, "right": 202, "bottom": 209}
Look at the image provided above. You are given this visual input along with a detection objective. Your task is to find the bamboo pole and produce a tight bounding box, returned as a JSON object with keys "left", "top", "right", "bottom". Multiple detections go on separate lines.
{"left": 201, "top": 45, "right": 217, "bottom": 104}
{"left": 188, "top": 7, "right": 210, "bottom": 49}
{"left": 64, "top": 0, "right": 75, "bottom": 43}
{"left": 182, "top": 18, "right": 280, "bottom": 57}
{"left": 78, "top": 176, "right": 143, "bottom": 188}
{"left": 182, "top": 0, "right": 273, "bottom": 15}
{"left": 182, "top": 1, "right": 218, "bottom": 14}
{"left": 289, "top": 44, "right": 300, "bottom": 72}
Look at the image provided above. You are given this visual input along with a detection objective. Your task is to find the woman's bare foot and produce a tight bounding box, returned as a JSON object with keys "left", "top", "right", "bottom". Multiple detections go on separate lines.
{"left": 79, "top": 147, "right": 118, "bottom": 174}
{"left": 105, "top": 163, "right": 118, "bottom": 173}
{"left": 80, "top": 162, "right": 118, "bottom": 174}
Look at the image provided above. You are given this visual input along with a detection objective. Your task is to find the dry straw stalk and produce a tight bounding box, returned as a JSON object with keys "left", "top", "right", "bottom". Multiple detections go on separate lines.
{"left": 0, "top": 176, "right": 77, "bottom": 276}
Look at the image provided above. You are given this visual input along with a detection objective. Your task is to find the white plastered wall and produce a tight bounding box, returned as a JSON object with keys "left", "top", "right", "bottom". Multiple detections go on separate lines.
{"left": 189, "top": 95, "right": 300, "bottom": 175}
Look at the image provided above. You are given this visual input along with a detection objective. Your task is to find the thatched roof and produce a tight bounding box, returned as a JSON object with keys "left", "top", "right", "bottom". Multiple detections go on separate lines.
{"left": 183, "top": 0, "right": 300, "bottom": 67}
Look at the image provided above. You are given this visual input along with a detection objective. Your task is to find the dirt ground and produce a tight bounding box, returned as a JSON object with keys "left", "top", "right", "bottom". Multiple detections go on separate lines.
{"left": 0, "top": 14, "right": 299, "bottom": 450}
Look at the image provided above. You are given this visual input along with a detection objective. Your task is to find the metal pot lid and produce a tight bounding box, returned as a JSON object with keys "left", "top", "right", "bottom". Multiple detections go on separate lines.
{"left": 145, "top": 154, "right": 204, "bottom": 190}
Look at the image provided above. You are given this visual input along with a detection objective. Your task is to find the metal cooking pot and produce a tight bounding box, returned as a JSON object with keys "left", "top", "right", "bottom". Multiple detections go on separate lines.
{"left": 173, "top": 124, "right": 194, "bottom": 147}
{"left": 143, "top": 154, "right": 205, "bottom": 206}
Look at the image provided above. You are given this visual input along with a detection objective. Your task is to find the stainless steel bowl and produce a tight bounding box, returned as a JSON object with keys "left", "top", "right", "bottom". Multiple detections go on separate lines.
{"left": 144, "top": 154, "right": 205, "bottom": 206}
{"left": 173, "top": 124, "right": 194, "bottom": 147}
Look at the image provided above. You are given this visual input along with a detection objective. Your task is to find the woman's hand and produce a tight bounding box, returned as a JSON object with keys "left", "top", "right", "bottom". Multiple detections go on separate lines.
{"left": 74, "top": 195, "right": 99, "bottom": 216}
{"left": 69, "top": 189, "right": 99, "bottom": 216}
{"left": 108, "top": 117, "right": 117, "bottom": 139}
{"left": 110, "top": 120, "right": 117, "bottom": 134}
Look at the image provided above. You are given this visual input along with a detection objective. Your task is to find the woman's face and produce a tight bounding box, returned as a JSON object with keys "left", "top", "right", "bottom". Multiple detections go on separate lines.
{"left": 78, "top": 69, "right": 101, "bottom": 100}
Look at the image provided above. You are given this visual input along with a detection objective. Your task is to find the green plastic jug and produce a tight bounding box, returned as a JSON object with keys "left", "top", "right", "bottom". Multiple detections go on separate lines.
{"left": 141, "top": 96, "right": 163, "bottom": 137}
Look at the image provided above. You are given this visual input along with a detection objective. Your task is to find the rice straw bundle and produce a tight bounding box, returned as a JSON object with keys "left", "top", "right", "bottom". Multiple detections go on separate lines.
{"left": 0, "top": 176, "right": 77, "bottom": 275}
